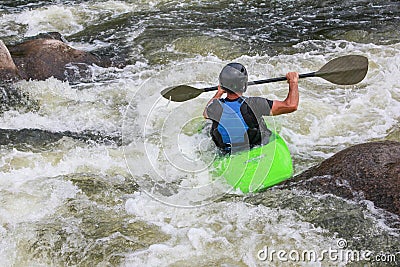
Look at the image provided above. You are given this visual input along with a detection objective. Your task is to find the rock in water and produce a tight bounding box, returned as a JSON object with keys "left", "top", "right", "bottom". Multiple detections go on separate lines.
{"left": 1, "top": 32, "right": 112, "bottom": 82}
{"left": 0, "top": 40, "right": 20, "bottom": 81}
{"left": 280, "top": 141, "right": 400, "bottom": 216}
{"left": 8, "top": 38, "right": 109, "bottom": 81}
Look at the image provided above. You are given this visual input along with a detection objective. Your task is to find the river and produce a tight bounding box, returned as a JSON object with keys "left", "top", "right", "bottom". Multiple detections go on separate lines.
{"left": 0, "top": 0, "right": 399, "bottom": 266}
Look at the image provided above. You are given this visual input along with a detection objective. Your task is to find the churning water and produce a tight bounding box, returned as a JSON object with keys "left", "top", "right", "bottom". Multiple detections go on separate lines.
{"left": 0, "top": 0, "right": 399, "bottom": 266}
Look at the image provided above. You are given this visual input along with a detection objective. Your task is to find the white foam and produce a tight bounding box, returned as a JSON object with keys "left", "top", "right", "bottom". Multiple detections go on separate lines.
{"left": 0, "top": 143, "right": 128, "bottom": 225}
{"left": 124, "top": 193, "right": 333, "bottom": 266}
{"left": 14, "top": 5, "right": 83, "bottom": 36}
{"left": 0, "top": 1, "right": 147, "bottom": 37}
{"left": 0, "top": 77, "right": 143, "bottom": 133}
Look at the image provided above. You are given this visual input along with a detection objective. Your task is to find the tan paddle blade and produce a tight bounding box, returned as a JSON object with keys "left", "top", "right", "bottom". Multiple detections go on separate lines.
{"left": 315, "top": 55, "right": 368, "bottom": 85}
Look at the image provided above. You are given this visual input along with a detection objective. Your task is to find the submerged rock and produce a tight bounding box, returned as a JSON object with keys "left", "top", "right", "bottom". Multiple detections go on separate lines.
{"left": 0, "top": 128, "right": 122, "bottom": 148}
{"left": 279, "top": 141, "right": 400, "bottom": 217}
{"left": 0, "top": 82, "right": 38, "bottom": 114}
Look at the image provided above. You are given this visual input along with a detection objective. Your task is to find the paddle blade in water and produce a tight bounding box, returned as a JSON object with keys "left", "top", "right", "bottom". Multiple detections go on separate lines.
{"left": 161, "top": 85, "right": 203, "bottom": 102}
{"left": 316, "top": 55, "right": 368, "bottom": 85}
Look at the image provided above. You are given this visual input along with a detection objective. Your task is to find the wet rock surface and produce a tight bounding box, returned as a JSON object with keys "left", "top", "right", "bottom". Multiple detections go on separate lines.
{"left": 1, "top": 32, "right": 112, "bottom": 82}
{"left": 0, "top": 40, "right": 20, "bottom": 81}
{"left": 0, "top": 128, "right": 122, "bottom": 148}
{"left": 0, "top": 82, "right": 38, "bottom": 114}
{"left": 279, "top": 141, "right": 400, "bottom": 217}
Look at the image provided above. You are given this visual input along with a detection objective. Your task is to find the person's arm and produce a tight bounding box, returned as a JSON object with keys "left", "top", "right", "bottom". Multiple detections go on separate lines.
{"left": 270, "top": 72, "right": 299, "bottom": 116}
{"left": 203, "top": 85, "right": 225, "bottom": 118}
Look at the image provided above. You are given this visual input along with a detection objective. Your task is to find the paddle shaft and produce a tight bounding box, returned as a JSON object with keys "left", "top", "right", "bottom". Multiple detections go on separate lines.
{"left": 161, "top": 55, "right": 368, "bottom": 102}
{"left": 202, "top": 72, "right": 316, "bottom": 92}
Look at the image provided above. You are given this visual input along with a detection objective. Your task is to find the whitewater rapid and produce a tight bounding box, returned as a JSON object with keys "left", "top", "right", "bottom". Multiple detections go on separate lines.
{"left": 0, "top": 0, "right": 399, "bottom": 266}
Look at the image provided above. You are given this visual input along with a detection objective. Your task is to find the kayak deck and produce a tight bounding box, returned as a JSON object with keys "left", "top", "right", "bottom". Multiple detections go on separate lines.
{"left": 212, "top": 132, "right": 293, "bottom": 193}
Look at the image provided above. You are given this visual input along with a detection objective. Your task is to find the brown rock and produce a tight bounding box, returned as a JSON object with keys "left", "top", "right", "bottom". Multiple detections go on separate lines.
{"left": 280, "top": 141, "right": 400, "bottom": 216}
{"left": 8, "top": 37, "right": 109, "bottom": 81}
{"left": 0, "top": 40, "right": 20, "bottom": 81}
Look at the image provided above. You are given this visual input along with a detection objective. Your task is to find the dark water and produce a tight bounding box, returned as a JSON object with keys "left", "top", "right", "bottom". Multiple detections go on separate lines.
{"left": 0, "top": 0, "right": 399, "bottom": 266}
{"left": 72, "top": 0, "right": 400, "bottom": 63}
{"left": 2, "top": 0, "right": 400, "bottom": 62}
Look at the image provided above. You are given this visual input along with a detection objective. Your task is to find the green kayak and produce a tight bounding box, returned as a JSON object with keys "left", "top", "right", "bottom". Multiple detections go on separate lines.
{"left": 212, "top": 131, "right": 293, "bottom": 193}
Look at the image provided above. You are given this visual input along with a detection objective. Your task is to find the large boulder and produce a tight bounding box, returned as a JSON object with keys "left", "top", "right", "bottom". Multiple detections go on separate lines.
{"left": 1, "top": 32, "right": 112, "bottom": 82}
{"left": 0, "top": 40, "right": 20, "bottom": 81}
{"left": 279, "top": 141, "right": 400, "bottom": 216}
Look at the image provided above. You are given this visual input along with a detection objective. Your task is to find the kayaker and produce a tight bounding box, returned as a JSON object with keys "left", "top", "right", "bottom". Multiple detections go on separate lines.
{"left": 203, "top": 62, "right": 299, "bottom": 154}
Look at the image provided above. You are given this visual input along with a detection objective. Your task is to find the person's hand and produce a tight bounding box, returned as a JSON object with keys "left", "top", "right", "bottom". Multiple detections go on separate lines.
{"left": 286, "top": 72, "right": 299, "bottom": 83}
{"left": 204, "top": 85, "right": 226, "bottom": 118}
{"left": 215, "top": 85, "right": 226, "bottom": 97}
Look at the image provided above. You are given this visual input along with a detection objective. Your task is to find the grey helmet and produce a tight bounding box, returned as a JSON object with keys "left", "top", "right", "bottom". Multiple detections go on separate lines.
{"left": 219, "top": 63, "right": 248, "bottom": 93}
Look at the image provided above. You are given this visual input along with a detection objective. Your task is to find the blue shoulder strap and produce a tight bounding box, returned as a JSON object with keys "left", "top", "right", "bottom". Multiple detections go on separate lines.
{"left": 217, "top": 97, "right": 249, "bottom": 145}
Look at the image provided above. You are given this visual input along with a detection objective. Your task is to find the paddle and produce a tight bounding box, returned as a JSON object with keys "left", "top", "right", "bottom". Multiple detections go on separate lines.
{"left": 161, "top": 55, "right": 368, "bottom": 102}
